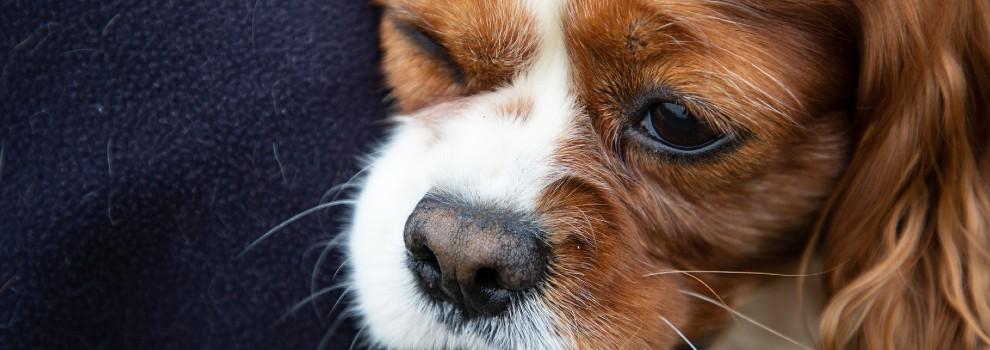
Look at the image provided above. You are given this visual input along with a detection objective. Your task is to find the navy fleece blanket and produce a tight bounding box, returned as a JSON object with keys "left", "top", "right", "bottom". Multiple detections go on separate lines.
{"left": 1, "top": 0, "right": 385, "bottom": 348}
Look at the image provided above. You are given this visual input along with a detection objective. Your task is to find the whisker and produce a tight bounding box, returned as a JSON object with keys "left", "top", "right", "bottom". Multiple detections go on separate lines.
{"left": 315, "top": 183, "right": 360, "bottom": 232}
{"left": 311, "top": 234, "right": 351, "bottom": 323}
{"left": 276, "top": 285, "right": 350, "bottom": 324}
{"left": 660, "top": 315, "right": 698, "bottom": 350}
{"left": 309, "top": 164, "right": 372, "bottom": 326}
{"left": 324, "top": 287, "right": 354, "bottom": 319}
{"left": 318, "top": 164, "right": 372, "bottom": 215}
{"left": 311, "top": 283, "right": 354, "bottom": 327}
{"left": 238, "top": 199, "right": 357, "bottom": 258}
{"left": 645, "top": 269, "right": 829, "bottom": 278}
{"left": 319, "top": 311, "right": 365, "bottom": 350}
{"left": 316, "top": 325, "right": 337, "bottom": 350}
{"left": 308, "top": 240, "right": 347, "bottom": 282}
{"left": 314, "top": 170, "right": 368, "bottom": 245}
{"left": 316, "top": 164, "right": 371, "bottom": 238}
{"left": 331, "top": 258, "right": 350, "bottom": 281}
{"left": 325, "top": 231, "right": 350, "bottom": 250}
{"left": 348, "top": 325, "right": 369, "bottom": 350}
{"left": 324, "top": 308, "right": 358, "bottom": 346}
{"left": 301, "top": 240, "right": 335, "bottom": 260}
{"left": 676, "top": 272, "right": 737, "bottom": 324}
{"left": 681, "top": 290, "right": 813, "bottom": 350}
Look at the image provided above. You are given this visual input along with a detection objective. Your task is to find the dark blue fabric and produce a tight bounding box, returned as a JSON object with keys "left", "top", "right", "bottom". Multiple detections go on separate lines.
{"left": 0, "top": 0, "right": 386, "bottom": 348}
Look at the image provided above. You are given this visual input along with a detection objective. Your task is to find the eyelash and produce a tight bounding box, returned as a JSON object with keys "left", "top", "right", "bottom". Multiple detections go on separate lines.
{"left": 394, "top": 21, "right": 465, "bottom": 83}
{"left": 623, "top": 89, "right": 741, "bottom": 161}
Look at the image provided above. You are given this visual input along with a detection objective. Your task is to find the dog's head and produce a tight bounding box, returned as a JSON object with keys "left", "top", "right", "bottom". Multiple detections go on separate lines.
{"left": 346, "top": 0, "right": 990, "bottom": 348}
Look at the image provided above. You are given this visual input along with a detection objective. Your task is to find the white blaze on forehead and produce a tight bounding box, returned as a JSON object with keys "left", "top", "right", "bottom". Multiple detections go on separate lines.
{"left": 428, "top": 0, "right": 575, "bottom": 211}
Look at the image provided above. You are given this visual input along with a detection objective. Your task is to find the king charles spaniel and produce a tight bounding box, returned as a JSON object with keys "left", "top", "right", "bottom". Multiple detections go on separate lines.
{"left": 339, "top": 0, "right": 990, "bottom": 348}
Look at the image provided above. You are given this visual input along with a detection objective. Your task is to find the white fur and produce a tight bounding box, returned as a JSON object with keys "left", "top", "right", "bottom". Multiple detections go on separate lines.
{"left": 346, "top": 0, "right": 577, "bottom": 348}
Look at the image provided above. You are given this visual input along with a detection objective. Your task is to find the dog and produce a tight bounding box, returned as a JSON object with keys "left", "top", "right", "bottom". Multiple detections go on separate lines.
{"left": 343, "top": 0, "right": 990, "bottom": 348}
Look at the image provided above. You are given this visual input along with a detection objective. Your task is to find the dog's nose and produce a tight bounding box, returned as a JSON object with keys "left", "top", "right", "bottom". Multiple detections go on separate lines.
{"left": 403, "top": 195, "right": 549, "bottom": 318}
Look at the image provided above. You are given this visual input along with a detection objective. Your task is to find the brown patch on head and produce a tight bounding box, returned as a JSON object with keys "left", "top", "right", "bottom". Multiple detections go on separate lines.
{"left": 564, "top": 0, "right": 855, "bottom": 190}
{"left": 377, "top": 0, "right": 539, "bottom": 113}
{"left": 529, "top": 0, "right": 858, "bottom": 347}
{"left": 370, "top": 0, "right": 990, "bottom": 349}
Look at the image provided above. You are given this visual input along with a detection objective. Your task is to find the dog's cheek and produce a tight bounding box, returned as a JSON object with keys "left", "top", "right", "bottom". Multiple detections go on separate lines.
{"left": 719, "top": 112, "right": 851, "bottom": 260}
{"left": 534, "top": 176, "right": 693, "bottom": 349}
{"left": 545, "top": 235, "right": 693, "bottom": 348}
{"left": 646, "top": 112, "right": 850, "bottom": 267}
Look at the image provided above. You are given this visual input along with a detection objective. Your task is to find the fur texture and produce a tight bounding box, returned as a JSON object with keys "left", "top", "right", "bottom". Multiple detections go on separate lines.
{"left": 345, "top": 0, "right": 990, "bottom": 348}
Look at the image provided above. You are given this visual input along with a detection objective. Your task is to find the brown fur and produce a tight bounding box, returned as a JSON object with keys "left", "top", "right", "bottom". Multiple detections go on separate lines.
{"left": 373, "top": 0, "right": 990, "bottom": 348}
{"left": 811, "top": 1, "right": 990, "bottom": 349}
{"left": 377, "top": 0, "right": 537, "bottom": 113}
{"left": 545, "top": 1, "right": 852, "bottom": 346}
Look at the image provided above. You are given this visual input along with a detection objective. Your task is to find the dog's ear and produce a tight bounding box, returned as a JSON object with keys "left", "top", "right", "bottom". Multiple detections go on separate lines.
{"left": 815, "top": 0, "right": 990, "bottom": 348}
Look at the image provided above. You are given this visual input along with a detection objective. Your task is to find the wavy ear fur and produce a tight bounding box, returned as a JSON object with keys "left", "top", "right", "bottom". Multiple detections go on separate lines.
{"left": 816, "top": 0, "right": 990, "bottom": 348}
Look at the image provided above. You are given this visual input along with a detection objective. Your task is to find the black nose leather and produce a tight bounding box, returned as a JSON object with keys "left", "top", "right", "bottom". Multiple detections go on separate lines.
{"left": 403, "top": 195, "right": 549, "bottom": 318}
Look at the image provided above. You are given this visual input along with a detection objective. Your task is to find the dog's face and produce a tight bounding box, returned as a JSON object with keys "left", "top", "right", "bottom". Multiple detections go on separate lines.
{"left": 345, "top": 0, "right": 989, "bottom": 349}
{"left": 348, "top": 0, "right": 853, "bottom": 348}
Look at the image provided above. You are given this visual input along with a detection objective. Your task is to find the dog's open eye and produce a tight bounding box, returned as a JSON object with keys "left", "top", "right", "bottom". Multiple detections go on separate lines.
{"left": 636, "top": 102, "right": 726, "bottom": 155}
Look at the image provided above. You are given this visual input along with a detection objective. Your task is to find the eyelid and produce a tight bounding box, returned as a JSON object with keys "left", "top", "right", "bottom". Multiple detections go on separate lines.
{"left": 391, "top": 19, "right": 466, "bottom": 83}
{"left": 625, "top": 87, "right": 741, "bottom": 139}
{"left": 621, "top": 87, "right": 749, "bottom": 162}
{"left": 677, "top": 100, "right": 739, "bottom": 138}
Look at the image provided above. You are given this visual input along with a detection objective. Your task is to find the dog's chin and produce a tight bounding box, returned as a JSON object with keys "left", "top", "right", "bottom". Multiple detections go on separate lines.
{"left": 420, "top": 297, "right": 565, "bottom": 349}
{"left": 350, "top": 269, "right": 565, "bottom": 350}
{"left": 419, "top": 296, "right": 513, "bottom": 334}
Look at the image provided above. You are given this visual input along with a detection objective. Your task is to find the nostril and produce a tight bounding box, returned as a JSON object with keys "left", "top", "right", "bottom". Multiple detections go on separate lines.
{"left": 408, "top": 247, "right": 443, "bottom": 296}
{"left": 412, "top": 245, "right": 439, "bottom": 267}
{"left": 471, "top": 267, "right": 512, "bottom": 316}
{"left": 474, "top": 267, "right": 500, "bottom": 291}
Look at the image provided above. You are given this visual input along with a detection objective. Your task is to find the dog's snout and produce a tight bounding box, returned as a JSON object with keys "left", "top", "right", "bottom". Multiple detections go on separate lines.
{"left": 403, "top": 195, "right": 550, "bottom": 318}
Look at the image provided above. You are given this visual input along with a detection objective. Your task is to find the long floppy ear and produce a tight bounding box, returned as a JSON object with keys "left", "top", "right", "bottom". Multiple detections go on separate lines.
{"left": 816, "top": 0, "right": 990, "bottom": 349}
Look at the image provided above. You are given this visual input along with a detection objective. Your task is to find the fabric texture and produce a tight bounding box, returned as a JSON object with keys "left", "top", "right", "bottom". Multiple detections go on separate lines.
{"left": 1, "top": 0, "right": 386, "bottom": 348}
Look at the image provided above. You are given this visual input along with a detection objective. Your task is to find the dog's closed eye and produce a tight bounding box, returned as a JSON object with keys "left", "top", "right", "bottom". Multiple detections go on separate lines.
{"left": 393, "top": 21, "right": 465, "bottom": 83}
